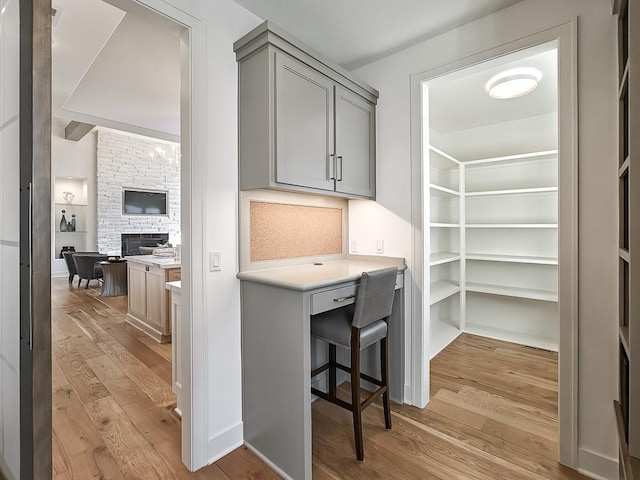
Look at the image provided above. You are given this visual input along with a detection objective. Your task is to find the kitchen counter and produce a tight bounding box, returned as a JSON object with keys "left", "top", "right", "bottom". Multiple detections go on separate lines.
{"left": 236, "top": 255, "right": 405, "bottom": 291}
{"left": 165, "top": 280, "right": 181, "bottom": 293}
{"left": 125, "top": 254, "right": 181, "bottom": 269}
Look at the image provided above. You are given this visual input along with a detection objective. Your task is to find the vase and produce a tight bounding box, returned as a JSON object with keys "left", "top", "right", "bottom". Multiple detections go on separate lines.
{"left": 71, "top": 214, "right": 76, "bottom": 232}
{"left": 60, "top": 210, "right": 67, "bottom": 232}
{"left": 67, "top": 221, "right": 72, "bottom": 232}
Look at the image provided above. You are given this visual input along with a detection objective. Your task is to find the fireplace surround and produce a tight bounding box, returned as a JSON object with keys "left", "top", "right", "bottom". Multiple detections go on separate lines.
{"left": 121, "top": 233, "right": 169, "bottom": 256}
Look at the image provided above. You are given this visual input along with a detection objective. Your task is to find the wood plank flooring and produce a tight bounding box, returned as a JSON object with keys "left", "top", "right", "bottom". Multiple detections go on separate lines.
{"left": 52, "top": 277, "right": 586, "bottom": 479}
{"left": 310, "top": 333, "right": 588, "bottom": 480}
{"left": 51, "top": 277, "right": 277, "bottom": 480}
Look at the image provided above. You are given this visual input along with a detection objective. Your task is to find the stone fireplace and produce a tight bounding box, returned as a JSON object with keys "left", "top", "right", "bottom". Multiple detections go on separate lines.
{"left": 97, "top": 130, "right": 180, "bottom": 255}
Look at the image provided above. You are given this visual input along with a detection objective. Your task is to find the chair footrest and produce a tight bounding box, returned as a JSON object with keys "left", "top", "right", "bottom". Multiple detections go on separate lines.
{"left": 311, "top": 387, "right": 353, "bottom": 411}
{"left": 311, "top": 361, "right": 383, "bottom": 387}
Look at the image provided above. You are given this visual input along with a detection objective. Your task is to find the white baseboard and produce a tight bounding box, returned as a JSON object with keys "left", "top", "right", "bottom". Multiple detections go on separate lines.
{"left": 207, "top": 421, "right": 244, "bottom": 464}
{"left": 404, "top": 383, "right": 412, "bottom": 405}
{"left": 245, "top": 441, "right": 294, "bottom": 480}
{"left": 52, "top": 258, "right": 68, "bottom": 278}
{"left": 578, "top": 447, "right": 618, "bottom": 480}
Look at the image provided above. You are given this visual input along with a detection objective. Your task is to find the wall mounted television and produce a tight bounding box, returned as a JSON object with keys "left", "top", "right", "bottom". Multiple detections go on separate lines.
{"left": 122, "top": 189, "right": 168, "bottom": 215}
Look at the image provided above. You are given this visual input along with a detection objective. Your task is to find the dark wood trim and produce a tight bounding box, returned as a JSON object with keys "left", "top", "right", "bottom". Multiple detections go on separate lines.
{"left": 19, "top": 0, "right": 52, "bottom": 477}
{"left": 615, "top": 400, "right": 640, "bottom": 479}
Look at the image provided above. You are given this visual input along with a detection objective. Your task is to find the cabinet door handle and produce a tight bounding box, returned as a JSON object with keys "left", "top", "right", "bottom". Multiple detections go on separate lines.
{"left": 145, "top": 266, "right": 149, "bottom": 271}
{"left": 333, "top": 294, "right": 355, "bottom": 303}
{"left": 329, "top": 153, "right": 336, "bottom": 180}
{"left": 337, "top": 155, "right": 343, "bottom": 181}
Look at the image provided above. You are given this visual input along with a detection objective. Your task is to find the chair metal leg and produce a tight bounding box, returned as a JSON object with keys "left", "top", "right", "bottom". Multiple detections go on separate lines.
{"left": 381, "top": 335, "right": 392, "bottom": 430}
{"left": 329, "top": 343, "right": 337, "bottom": 398}
{"left": 68, "top": 274, "right": 73, "bottom": 283}
{"left": 85, "top": 279, "right": 89, "bottom": 289}
{"left": 77, "top": 277, "right": 82, "bottom": 287}
{"left": 350, "top": 329, "right": 364, "bottom": 461}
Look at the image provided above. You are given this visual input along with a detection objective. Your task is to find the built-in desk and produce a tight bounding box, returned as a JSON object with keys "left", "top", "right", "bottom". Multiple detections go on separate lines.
{"left": 237, "top": 256, "right": 406, "bottom": 480}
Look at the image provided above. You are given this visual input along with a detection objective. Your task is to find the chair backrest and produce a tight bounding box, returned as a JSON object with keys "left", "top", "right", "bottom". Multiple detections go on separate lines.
{"left": 351, "top": 267, "right": 398, "bottom": 329}
{"left": 63, "top": 251, "right": 98, "bottom": 275}
{"left": 72, "top": 254, "right": 107, "bottom": 279}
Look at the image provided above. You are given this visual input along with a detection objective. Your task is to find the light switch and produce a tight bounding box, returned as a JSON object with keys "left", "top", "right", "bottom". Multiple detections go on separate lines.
{"left": 350, "top": 239, "right": 358, "bottom": 253}
{"left": 375, "top": 240, "right": 384, "bottom": 254}
{"left": 210, "top": 251, "right": 221, "bottom": 271}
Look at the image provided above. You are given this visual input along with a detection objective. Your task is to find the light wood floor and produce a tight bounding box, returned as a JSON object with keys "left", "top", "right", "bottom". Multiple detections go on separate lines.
{"left": 312, "top": 334, "right": 587, "bottom": 480}
{"left": 52, "top": 277, "right": 586, "bottom": 479}
{"left": 51, "top": 277, "right": 277, "bottom": 479}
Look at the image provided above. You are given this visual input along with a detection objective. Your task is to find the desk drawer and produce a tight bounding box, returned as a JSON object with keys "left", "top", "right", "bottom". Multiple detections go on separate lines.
{"left": 311, "top": 285, "right": 357, "bottom": 315}
{"left": 311, "top": 272, "right": 404, "bottom": 316}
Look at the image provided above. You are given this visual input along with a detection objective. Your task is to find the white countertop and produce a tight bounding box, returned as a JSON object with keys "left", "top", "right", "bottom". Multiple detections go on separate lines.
{"left": 237, "top": 256, "right": 405, "bottom": 291}
{"left": 166, "top": 280, "right": 181, "bottom": 293}
{"left": 125, "top": 255, "right": 181, "bottom": 269}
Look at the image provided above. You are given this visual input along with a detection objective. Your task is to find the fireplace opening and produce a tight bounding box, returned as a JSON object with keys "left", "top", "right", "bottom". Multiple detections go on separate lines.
{"left": 121, "top": 233, "right": 169, "bottom": 256}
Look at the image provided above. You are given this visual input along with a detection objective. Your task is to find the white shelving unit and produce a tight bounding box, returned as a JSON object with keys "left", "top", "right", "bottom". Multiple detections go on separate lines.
{"left": 54, "top": 177, "right": 89, "bottom": 258}
{"left": 427, "top": 146, "right": 559, "bottom": 357}
{"left": 428, "top": 146, "right": 464, "bottom": 358}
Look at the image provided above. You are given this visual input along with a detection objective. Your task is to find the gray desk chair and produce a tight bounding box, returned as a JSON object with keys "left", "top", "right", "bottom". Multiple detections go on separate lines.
{"left": 62, "top": 251, "right": 98, "bottom": 284}
{"left": 310, "top": 266, "right": 398, "bottom": 461}
{"left": 72, "top": 253, "right": 108, "bottom": 288}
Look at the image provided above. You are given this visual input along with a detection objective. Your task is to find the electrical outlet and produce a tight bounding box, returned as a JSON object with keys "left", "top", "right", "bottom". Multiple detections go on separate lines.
{"left": 350, "top": 239, "right": 358, "bottom": 252}
{"left": 375, "top": 240, "right": 384, "bottom": 254}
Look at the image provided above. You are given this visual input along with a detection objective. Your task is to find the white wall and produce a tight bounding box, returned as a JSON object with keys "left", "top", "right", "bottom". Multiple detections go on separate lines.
{"left": 139, "top": 0, "right": 261, "bottom": 468}
{"left": 96, "top": 130, "right": 181, "bottom": 255}
{"left": 51, "top": 127, "right": 98, "bottom": 277}
{"left": 349, "top": 1, "right": 618, "bottom": 478}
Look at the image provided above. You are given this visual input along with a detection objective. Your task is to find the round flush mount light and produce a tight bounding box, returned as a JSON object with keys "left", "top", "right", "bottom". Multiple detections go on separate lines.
{"left": 486, "top": 67, "right": 542, "bottom": 99}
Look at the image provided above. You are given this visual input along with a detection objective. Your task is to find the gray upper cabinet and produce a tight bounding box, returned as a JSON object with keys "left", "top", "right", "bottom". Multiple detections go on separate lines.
{"left": 335, "top": 86, "right": 375, "bottom": 197}
{"left": 275, "top": 52, "right": 335, "bottom": 192}
{"left": 234, "top": 21, "right": 378, "bottom": 200}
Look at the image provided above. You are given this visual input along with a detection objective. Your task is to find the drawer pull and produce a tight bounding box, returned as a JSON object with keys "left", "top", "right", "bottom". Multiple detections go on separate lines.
{"left": 333, "top": 294, "right": 356, "bottom": 303}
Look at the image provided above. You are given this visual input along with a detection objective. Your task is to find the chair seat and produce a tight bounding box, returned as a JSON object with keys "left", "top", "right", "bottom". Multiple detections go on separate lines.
{"left": 311, "top": 306, "right": 387, "bottom": 350}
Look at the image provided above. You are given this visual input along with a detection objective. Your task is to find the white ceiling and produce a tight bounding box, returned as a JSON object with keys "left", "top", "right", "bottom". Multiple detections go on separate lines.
{"left": 51, "top": 0, "right": 527, "bottom": 139}
{"left": 51, "top": 0, "right": 125, "bottom": 113}
{"left": 429, "top": 44, "right": 558, "bottom": 134}
{"left": 232, "top": 0, "right": 524, "bottom": 69}
{"left": 52, "top": 0, "right": 181, "bottom": 139}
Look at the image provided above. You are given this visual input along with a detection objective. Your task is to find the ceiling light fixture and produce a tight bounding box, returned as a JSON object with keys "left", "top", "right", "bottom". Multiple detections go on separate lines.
{"left": 486, "top": 67, "right": 542, "bottom": 99}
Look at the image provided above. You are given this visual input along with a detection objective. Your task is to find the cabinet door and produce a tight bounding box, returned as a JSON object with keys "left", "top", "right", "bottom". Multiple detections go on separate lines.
{"left": 146, "top": 268, "right": 168, "bottom": 333}
{"left": 275, "top": 51, "right": 335, "bottom": 191}
{"left": 127, "top": 264, "right": 147, "bottom": 318}
{"left": 335, "top": 86, "right": 375, "bottom": 198}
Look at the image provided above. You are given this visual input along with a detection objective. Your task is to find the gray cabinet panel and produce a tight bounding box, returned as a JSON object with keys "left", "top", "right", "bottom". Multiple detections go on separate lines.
{"left": 275, "top": 52, "right": 334, "bottom": 191}
{"left": 335, "top": 86, "right": 376, "bottom": 198}
{"left": 235, "top": 23, "right": 378, "bottom": 200}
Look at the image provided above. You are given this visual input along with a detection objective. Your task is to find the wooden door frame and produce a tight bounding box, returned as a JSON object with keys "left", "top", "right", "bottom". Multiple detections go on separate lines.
{"left": 408, "top": 22, "right": 579, "bottom": 468}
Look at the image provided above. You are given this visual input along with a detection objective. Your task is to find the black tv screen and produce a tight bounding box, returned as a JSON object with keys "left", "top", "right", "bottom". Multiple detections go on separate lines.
{"left": 123, "top": 189, "right": 167, "bottom": 215}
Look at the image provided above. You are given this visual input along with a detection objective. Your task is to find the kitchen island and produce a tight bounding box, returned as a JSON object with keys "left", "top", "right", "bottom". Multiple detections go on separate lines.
{"left": 126, "top": 255, "right": 181, "bottom": 343}
{"left": 166, "top": 281, "right": 183, "bottom": 415}
{"left": 238, "top": 255, "right": 406, "bottom": 480}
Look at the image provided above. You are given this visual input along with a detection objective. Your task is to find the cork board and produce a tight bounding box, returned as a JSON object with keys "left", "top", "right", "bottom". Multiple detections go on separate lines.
{"left": 250, "top": 201, "right": 343, "bottom": 261}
